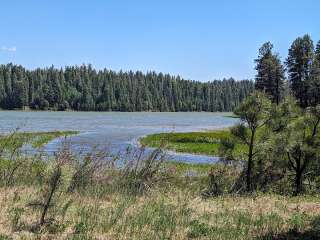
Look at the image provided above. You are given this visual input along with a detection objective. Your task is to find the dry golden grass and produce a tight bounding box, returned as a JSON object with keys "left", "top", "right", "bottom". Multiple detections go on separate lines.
{"left": 0, "top": 185, "right": 319, "bottom": 240}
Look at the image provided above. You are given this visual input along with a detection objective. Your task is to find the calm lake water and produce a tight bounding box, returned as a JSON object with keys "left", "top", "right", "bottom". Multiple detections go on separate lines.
{"left": 0, "top": 111, "right": 238, "bottom": 163}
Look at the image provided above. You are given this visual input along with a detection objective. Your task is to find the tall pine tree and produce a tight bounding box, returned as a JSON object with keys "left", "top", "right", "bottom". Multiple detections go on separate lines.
{"left": 255, "top": 42, "right": 285, "bottom": 104}
{"left": 286, "top": 35, "right": 314, "bottom": 107}
{"left": 309, "top": 40, "right": 320, "bottom": 105}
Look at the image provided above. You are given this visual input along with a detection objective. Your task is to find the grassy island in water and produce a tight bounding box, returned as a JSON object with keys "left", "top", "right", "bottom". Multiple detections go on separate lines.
{"left": 140, "top": 130, "right": 245, "bottom": 157}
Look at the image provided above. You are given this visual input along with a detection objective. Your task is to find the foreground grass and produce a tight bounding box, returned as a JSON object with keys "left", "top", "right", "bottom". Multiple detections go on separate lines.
{"left": 1, "top": 181, "right": 320, "bottom": 239}
{"left": 0, "top": 152, "right": 319, "bottom": 239}
{"left": 0, "top": 131, "right": 79, "bottom": 149}
{"left": 166, "top": 161, "right": 212, "bottom": 175}
{"left": 140, "top": 130, "right": 245, "bottom": 156}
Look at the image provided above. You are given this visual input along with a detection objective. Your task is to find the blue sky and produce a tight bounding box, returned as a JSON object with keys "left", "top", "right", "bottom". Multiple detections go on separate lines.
{"left": 0, "top": 0, "right": 319, "bottom": 81}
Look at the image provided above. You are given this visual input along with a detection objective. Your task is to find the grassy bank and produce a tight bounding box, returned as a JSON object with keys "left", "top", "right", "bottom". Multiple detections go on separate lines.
{"left": 0, "top": 131, "right": 79, "bottom": 149}
{"left": 2, "top": 188, "right": 319, "bottom": 240}
{"left": 0, "top": 158, "right": 319, "bottom": 240}
{"left": 140, "top": 130, "right": 245, "bottom": 156}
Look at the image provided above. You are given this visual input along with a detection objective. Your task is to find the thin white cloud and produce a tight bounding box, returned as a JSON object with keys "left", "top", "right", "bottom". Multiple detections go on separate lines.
{"left": 1, "top": 46, "right": 17, "bottom": 52}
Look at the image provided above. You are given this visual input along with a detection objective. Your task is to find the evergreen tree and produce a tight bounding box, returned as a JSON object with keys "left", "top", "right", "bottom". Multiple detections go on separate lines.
{"left": 273, "top": 103, "right": 320, "bottom": 195}
{"left": 12, "top": 80, "right": 26, "bottom": 109}
{"left": 286, "top": 35, "right": 314, "bottom": 107}
{"left": 255, "top": 42, "right": 285, "bottom": 104}
{"left": 0, "top": 70, "right": 6, "bottom": 107}
{"left": 231, "top": 92, "right": 271, "bottom": 192}
{"left": 310, "top": 48, "right": 320, "bottom": 105}
{"left": 316, "top": 40, "right": 320, "bottom": 62}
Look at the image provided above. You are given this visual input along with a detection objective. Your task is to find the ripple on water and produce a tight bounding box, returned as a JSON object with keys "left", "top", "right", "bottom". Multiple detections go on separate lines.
{"left": 0, "top": 111, "right": 237, "bottom": 163}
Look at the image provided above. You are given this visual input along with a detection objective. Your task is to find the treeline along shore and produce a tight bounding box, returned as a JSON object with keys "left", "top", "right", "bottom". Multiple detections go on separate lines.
{"left": 0, "top": 65, "right": 253, "bottom": 112}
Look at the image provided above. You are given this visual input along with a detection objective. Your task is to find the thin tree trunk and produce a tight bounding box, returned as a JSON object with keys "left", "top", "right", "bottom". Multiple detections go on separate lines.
{"left": 293, "top": 152, "right": 302, "bottom": 196}
{"left": 294, "top": 170, "right": 303, "bottom": 196}
{"left": 246, "top": 130, "right": 255, "bottom": 192}
{"left": 40, "top": 168, "right": 61, "bottom": 225}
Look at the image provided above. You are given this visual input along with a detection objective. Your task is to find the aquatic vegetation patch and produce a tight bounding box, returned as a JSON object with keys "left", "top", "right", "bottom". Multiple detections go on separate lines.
{"left": 0, "top": 131, "right": 79, "bottom": 149}
{"left": 140, "top": 130, "right": 245, "bottom": 156}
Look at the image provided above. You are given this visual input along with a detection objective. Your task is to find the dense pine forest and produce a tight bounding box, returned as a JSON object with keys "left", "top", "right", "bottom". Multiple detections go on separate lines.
{"left": 0, "top": 65, "right": 253, "bottom": 112}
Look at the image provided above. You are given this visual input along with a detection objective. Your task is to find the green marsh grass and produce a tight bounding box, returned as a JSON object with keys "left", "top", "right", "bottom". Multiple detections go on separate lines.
{"left": 140, "top": 130, "right": 246, "bottom": 156}
{"left": 0, "top": 131, "right": 79, "bottom": 149}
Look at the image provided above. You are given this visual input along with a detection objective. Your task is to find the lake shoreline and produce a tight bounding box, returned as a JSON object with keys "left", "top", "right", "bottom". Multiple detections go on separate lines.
{"left": 1, "top": 111, "right": 238, "bottom": 163}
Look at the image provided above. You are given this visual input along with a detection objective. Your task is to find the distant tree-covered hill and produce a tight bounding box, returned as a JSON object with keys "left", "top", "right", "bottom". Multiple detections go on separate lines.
{"left": 0, "top": 64, "right": 253, "bottom": 112}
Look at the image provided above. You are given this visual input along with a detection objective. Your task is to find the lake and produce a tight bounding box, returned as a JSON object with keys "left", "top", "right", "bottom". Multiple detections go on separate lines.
{"left": 0, "top": 111, "right": 238, "bottom": 163}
